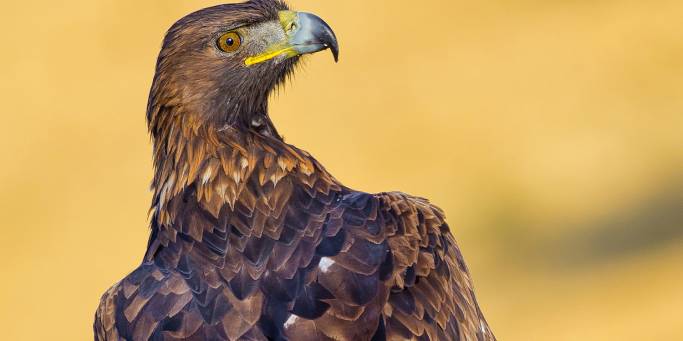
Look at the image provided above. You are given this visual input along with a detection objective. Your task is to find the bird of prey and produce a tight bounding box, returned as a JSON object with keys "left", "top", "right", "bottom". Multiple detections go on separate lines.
{"left": 94, "top": 1, "right": 495, "bottom": 340}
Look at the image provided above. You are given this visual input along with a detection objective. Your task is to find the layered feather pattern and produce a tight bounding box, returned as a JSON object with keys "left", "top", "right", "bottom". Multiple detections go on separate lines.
{"left": 95, "top": 1, "right": 494, "bottom": 340}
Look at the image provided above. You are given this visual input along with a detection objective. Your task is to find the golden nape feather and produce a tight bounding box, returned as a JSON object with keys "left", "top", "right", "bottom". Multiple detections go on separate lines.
{"left": 95, "top": 1, "right": 495, "bottom": 340}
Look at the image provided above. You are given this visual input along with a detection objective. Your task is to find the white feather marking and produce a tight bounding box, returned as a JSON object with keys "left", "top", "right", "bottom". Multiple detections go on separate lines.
{"left": 202, "top": 167, "right": 213, "bottom": 184}
{"left": 158, "top": 175, "right": 175, "bottom": 206}
{"left": 319, "top": 257, "right": 335, "bottom": 273}
{"left": 284, "top": 315, "right": 298, "bottom": 329}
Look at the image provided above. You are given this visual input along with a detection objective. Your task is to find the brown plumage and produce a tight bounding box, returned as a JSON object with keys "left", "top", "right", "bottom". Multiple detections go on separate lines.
{"left": 94, "top": 1, "right": 495, "bottom": 340}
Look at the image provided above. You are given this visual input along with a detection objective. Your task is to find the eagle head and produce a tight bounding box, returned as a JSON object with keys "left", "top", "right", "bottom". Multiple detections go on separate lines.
{"left": 147, "top": 0, "right": 338, "bottom": 137}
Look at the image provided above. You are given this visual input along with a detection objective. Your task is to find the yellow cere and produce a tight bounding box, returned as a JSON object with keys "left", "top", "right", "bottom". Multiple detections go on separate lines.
{"left": 244, "top": 45, "right": 299, "bottom": 66}
{"left": 244, "top": 11, "right": 300, "bottom": 67}
{"left": 278, "top": 11, "right": 298, "bottom": 32}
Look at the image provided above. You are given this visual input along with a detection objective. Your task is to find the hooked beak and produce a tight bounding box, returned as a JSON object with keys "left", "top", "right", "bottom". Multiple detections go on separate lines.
{"left": 245, "top": 11, "right": 339, "bottom": 66}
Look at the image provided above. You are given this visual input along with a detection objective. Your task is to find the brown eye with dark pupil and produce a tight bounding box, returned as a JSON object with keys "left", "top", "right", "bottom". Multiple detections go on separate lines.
{"left": 218, "top": 32, "right": 241, "bottom": 52}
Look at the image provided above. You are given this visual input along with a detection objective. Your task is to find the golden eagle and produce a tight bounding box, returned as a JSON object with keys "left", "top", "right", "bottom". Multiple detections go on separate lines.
{"left": 95, "top": 1, "right": 495, "bottom": 340}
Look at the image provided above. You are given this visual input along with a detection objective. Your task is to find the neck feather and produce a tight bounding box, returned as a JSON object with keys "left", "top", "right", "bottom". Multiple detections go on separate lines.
{"left": 143, "top": 105, "right": 340, "bottom": 267}
{"left": 147, "top": 103, "right": 326, "bottom": 224}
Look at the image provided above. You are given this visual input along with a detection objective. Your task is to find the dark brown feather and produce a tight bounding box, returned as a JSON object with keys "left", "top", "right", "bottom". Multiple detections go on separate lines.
{"left": 95, "top": 1, "right": 495, "bottom": 340}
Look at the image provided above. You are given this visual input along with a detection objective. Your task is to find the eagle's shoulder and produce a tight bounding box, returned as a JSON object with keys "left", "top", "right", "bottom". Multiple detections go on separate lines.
{"left": 94, "top": 280, "right": 122, "bottom": 341}
{"left": 94, "top": 263, "right": 203, "bottom": 341}
{"left": 358, "top": 191, "right": 496, "bottom": 340}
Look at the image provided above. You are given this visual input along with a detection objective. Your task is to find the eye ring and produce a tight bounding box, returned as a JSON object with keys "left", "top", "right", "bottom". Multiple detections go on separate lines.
{"left": 217, "top": 32, "right": 241, "bottom": 52}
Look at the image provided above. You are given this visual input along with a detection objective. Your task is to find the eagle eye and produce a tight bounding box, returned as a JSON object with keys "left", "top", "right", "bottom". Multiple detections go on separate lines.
{"left": 217, "top": 32, "right": 241, "bottom": 52}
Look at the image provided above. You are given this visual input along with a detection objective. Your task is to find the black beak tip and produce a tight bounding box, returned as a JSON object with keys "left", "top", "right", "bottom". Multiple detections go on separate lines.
{"left": 298, "top": 12, "right": 339, "bottom": 63}
{"left": 319, "top": 26, "right": 339, "bottom": 63}
{"left": 330, "top": 44, "right": 339, "bottom": 63}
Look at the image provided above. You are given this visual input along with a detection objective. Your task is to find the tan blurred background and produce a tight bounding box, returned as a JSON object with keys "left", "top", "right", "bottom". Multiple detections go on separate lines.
{"left": 1, "top": 0, "right": 682, "bottom": 339}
